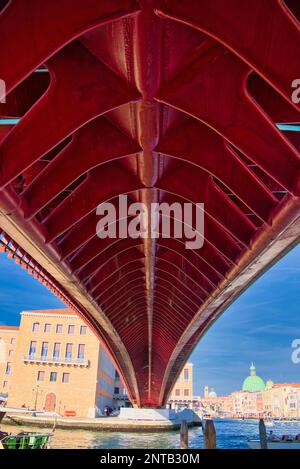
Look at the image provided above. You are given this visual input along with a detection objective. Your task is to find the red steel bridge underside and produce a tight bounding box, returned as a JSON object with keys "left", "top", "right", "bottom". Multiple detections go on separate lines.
{"left": 0, "top": 0, "right": 300, "bottom": 407}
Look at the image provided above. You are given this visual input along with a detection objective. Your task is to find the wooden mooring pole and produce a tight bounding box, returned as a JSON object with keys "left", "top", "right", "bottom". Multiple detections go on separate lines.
{"left": 180, "top": 420, "right": 189, "bottom": 449}
{"left": 259, "top": 418, "right": 268, "bottom": 449}
{"left": 204, "top": 419, "right": 216, "bottom": 449}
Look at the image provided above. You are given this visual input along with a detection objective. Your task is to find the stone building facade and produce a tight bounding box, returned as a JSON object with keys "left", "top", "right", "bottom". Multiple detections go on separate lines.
{"left": 0, "top": 325, "right": 19, "bottom": 399}
{"left": 0, "top": 309, "right": 115, "bottom": 417}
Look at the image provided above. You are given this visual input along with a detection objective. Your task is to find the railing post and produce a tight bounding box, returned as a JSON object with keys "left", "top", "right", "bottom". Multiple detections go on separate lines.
{"left": 259, "top": 418, "right": 268, "bottom": 449}
{"left": 204, "top": 419, "right": 216, "bottom": 449}
{"left": 180, "top": 420, "right": 188, "bottom": 449}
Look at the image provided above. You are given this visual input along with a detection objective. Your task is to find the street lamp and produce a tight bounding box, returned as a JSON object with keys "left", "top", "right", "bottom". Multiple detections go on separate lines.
{"left": 32, "top": 385, "right": 43, "bottom": 411}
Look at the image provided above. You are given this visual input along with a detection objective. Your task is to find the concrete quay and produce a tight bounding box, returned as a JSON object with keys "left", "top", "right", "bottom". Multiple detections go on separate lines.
{"left": 2, "top": 408, "right": 202, "bottom": 433}
{"left": 2, "top": 415, "right": 201, "bottom": 433}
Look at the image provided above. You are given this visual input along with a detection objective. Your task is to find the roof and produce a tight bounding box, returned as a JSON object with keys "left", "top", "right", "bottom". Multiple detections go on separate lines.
{"left": 273, "top": 383, "right": 300, "bottom": 389}
{"left": 21, "top": 308, "right": 74, "bottom": 316}
{"left": 0, "top": 325, "right": 19, "bottom": 331}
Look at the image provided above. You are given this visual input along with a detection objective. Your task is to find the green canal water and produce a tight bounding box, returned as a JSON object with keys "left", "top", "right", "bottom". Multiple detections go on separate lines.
{"left": 2, "top": 419, "right": 300, "bottom": 449}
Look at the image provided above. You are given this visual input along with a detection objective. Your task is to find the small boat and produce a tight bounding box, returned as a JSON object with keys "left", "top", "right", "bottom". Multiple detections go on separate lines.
{"left": 248, "top": 436, "right": 300, "bottom": 450}
{"left": 0, "top": 431, "right": 53, "bottom": 449}
{"left": 0, "top": 410, "right": 53, "bottom": 449}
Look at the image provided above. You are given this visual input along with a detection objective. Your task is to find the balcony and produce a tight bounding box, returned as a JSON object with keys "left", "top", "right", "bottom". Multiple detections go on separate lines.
{"left": 21, "top": 355, "right": 89, "bottom": 367}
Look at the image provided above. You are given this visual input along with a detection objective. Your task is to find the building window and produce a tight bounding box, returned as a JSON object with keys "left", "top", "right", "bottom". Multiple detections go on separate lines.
{"left": 62, "top": 373, "right": 70, "bottom": 383}
{"left": 41, "top": 342, "right": 49, "bottom": 358}
{"left": 10, "top": 337, "right": 16, "bottom": 345}
{"left": 80, "top": 326, "right": 87, "bottom": 335}
{"left": 175, "top": 389, "right": 180, "bottom": 396}
{"left": 114, "top": 387, "right": 120, "bottom": 394}
{"left": 68, "top": 325, "right": 75, "bottom": 335}
{"left": 3, "top": 381, "right": 8, "bottom": 389}
{"left": 37, "top": 371, "right": 45, "bottom": 381}
{"left": 184, "top": 368, "right": 189, "bottom": 381}
{"left": 8, "top": 350, "right": 13, "bottom": 357}
{"left": 29, "top": 341, "right": 37, "bottom": 357}
{"left": 65, "top": 343, "right": 72, "bottom": 359}
{"left": 32, "top": 322, "right": 39, "bottom": 332}
{"left": 53, "top": 343, "right": 60, "bottom": 358}
{"left": 44, "top": 324, "right": 51, "bottom": 333}
{"left": 184, "top": 389, "right": 189, "bottom": 397}
{"left": 77, "top": 344, "right": 85, "bottom": 360}
{"left": 5, "top": 362, "right": 11, "bottom": 375}
{"left": 115, "top": 370, "right": 120, "bottom": 380}
{"left": 50, "top": 372, "right": 57, "bottom": 382}
{"left": 56, "top": 324, "right": 63, "bottom": 333}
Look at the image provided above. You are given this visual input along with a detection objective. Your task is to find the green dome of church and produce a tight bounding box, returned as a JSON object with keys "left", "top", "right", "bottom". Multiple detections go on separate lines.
{"left": 242, "top": 363, "right": 265, "bottom": 392}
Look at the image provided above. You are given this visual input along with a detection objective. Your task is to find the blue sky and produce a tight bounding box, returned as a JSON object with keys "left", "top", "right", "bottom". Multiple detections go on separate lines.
{"left": 191, "top": 244, "right": 300, "bottom": 396}
{"left": 0, "top": 244, "right": 299, "bottom": 397}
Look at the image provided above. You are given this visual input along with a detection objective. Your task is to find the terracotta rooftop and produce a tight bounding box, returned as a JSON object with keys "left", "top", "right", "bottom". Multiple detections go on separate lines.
{"left": 21, "top": 308, "right": 75, "bottom": 316}
{"left": 0, "top": 325, "right": 19, "bottom": 331}
{"left": 273, "top": 383, "right": 300, "bottom": 388}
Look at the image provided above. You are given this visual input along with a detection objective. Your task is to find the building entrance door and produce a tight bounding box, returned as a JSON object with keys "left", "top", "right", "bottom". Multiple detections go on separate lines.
{"left": 44, "top": 392, "right": 56, "bottom": 412}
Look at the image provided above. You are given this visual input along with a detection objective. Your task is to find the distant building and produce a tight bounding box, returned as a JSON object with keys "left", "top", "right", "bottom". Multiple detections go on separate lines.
{"left": 242, "top": 363, "right": 265, "bottom": 392}
{"left": 200, "top": 393, "right": 233, "bottom": 417}
{"left": 201, "top": 363, "right": 300, "bottom": 419}
{"left": 204, "top": 386, "right": 217, "bottom": 398}
{"left": 262, "top": 383, "right": 300, "bottom": 419}
{"left": 113, "top": 370, "right": 131, "bottom": 408}
{"left": 2, "top": 309, "right": 116, "bottom": 417}
{"left": 114, "top": 362, "right": 196, "bottom": 411}
{"left": 168, "top": 363, "right": 194, "bottom": 409}
{"left": 230, "top": 389, "right": 264, "bottom": 418}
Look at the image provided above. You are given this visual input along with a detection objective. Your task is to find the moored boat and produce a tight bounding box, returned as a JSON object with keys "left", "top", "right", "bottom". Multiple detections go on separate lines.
{"left": 0, "top": 410, "right": 53, "bottom": 449}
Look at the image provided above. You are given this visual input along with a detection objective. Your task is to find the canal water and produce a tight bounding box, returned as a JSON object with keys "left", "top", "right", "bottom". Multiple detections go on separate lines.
{"left": 2, "top": 419, "right": 300, "bottom": 449}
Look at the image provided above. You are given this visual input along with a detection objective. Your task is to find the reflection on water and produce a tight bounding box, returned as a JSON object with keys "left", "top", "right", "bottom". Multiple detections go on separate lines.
{"left": 2, "top": 419, "right": 300, "bottom": 449}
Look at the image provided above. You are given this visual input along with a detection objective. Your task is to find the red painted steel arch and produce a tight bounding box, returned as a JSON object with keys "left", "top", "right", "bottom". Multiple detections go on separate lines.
{"left": 0, "top": 0, "right": 300, "bottom": 407}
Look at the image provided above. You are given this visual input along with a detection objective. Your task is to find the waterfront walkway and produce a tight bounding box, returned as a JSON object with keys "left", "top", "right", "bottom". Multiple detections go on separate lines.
{"left": 2, "top": 413, "right": 200, "bottom": 432}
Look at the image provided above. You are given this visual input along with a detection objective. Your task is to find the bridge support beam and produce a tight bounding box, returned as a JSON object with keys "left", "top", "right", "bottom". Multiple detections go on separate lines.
{"left": 119, "top": 407, "right": 176, "bottom": 421}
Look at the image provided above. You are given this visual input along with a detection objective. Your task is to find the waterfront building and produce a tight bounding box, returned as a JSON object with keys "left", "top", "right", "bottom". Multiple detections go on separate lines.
{"left": 202, "top": 364, "right": 300, "bottom": 419}
{"left": 168, "top": 363, "right": 194, "bottom": 409}
{"left": 242, "top": 363, "right": 265, "bottom": 392}
{"left": 3, "top": 309, "right": 115, "bottom": 417}
{"left": 262, "top": 383, "right": 300, "bottom": 419}
{"left": 230, "top": 390, "right": 264, "bottom": 418}
{"left": 113, "top": 369, "right": 131, "bottom": 408}
{"left": 114, "top": 362, "right": 196, "bottom": 411}
{"left": 203, "top": 386, "right": 217, "bottom": 398}
{"left": 0, "top": 326, "right": 19, "bottom": 402}
{"left": 200, "top": 393, "right": 233, "bottom": 418}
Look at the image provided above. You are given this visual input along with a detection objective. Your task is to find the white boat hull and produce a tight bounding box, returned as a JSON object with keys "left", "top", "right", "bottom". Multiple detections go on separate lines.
{"left": 248, "top": 440, "right": 300, "bottom": 449}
